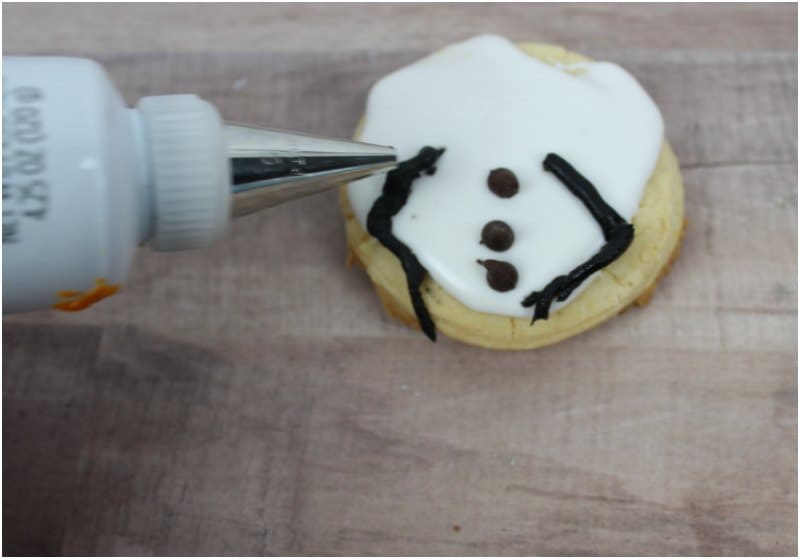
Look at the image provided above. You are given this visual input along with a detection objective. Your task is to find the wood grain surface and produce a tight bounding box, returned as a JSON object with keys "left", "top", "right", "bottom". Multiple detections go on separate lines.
{"left": 3, "top": 3, "right": 797, "bottom": 556}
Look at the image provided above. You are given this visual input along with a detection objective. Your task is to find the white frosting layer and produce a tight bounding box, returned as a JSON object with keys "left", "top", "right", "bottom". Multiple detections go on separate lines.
{"left": 347, "top": 35, "right": 664, "bottom": 318}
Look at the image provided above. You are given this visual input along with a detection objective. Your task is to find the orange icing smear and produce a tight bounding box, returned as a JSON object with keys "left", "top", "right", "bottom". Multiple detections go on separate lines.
{"left": 53, "top": 278, "right": 121, "bottom": 311}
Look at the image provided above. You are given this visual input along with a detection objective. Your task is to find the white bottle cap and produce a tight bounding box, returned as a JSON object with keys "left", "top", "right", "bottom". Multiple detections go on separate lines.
{"left": 137, "top": 94, "right": 230, "bottom": 251}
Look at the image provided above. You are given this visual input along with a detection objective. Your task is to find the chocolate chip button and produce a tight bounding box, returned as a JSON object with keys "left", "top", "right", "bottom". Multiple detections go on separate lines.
{"left": 480, "top": 220, "right": 514, "bottom": 252}
{"left": 477, "top": 259, "right": 518, "bottom": 292}
{"left": 487, "top": 168, "right": 519, "bottom": 198}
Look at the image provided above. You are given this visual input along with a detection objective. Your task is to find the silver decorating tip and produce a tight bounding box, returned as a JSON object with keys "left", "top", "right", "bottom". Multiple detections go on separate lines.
{"left": 226, "top": 124, "right": 397, "bottom": 217}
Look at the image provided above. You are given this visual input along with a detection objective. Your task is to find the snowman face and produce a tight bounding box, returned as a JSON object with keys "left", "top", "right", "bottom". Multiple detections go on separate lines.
{"left": 347, "top": 35, "right": 663, "bottom": 318}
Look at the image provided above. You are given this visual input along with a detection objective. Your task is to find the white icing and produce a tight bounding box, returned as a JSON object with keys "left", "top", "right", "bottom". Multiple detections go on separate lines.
{"left": 347, "top": 35, "right": 664, "bottom": 318}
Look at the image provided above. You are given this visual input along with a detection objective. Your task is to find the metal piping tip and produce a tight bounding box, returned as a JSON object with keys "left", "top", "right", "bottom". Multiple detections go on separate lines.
{"left": 226, "top": 124, "right": 396, "bottom": 217}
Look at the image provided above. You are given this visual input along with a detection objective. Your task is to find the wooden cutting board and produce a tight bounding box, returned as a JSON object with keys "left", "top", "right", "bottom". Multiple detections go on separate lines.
{"left": 3, "top": 4, "right": 797, "bottom": 555}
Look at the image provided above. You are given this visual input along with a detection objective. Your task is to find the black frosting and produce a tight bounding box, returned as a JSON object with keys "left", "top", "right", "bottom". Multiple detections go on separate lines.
{"left": 522, "top": 153, "right": 634, "bottom": 323}
{"left": 367, "top": 146, "right": 445, "bottom": 341}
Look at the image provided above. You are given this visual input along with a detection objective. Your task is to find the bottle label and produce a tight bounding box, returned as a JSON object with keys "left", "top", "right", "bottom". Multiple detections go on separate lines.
{"left": 2, "top": 79, "right": 50, "bottom": 245}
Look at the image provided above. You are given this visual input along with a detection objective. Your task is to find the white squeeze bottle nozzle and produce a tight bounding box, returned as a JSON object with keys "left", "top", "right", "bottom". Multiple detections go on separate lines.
{"left": 3, "top": 56, "right": 396, "bottom": 314}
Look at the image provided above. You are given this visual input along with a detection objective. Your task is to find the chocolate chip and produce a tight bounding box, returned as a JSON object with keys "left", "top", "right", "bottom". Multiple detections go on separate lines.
{"left": 477, "top": 259, "right": 518, "bottom": 292}
{"left": 480, "top": 220, "right": 514, "bottom": 252}
{"left": 487, "top": 168, "right": 519, "bottom": 198}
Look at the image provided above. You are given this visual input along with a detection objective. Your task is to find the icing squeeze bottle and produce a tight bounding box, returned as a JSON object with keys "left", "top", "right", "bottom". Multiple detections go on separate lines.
{"left": 3, "top": 56, "right": 396, "bottom": 314}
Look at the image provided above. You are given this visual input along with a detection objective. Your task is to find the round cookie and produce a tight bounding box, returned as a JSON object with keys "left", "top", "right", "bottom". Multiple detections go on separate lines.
{"left": 340, "top": 41, "right": 685, "bottom": 350}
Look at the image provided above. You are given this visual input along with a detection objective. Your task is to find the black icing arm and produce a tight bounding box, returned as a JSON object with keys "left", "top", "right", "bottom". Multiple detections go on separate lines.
{"left": 367, "top": 147, "right": 445, "bottom": 341}
{"left": 522, "top": 153, "right": 635, "bottom": 323}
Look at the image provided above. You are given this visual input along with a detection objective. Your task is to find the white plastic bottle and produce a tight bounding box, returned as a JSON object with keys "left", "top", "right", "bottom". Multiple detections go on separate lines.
{"left": 3, "top": 56, "right": 230, "bottom": 314}
{"left": 3, "top": 56, "right": 397, "bottom": 315}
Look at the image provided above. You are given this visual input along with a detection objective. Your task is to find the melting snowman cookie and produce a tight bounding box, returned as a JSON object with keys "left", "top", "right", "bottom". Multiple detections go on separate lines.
{"left": 342, "top": 35, "right": 685, "bottom": 349}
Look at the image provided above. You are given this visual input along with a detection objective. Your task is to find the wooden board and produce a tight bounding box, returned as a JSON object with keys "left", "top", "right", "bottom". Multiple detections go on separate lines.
{"left": 3, "top": 4, "right": 797, "bottom": 556}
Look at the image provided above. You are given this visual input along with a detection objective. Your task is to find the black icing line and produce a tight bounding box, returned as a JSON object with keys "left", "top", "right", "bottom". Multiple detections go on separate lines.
{"left": 366, "top": 146, "right": 445, "bottom": 341}
{"left": 522, "top": 153, "right": 635, "bottom": 324}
